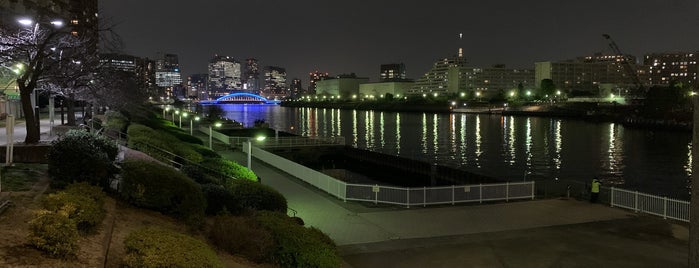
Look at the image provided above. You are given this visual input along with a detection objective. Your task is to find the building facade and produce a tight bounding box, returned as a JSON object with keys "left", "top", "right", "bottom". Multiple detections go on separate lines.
{"left": 155, "top": 53, "right": 182, "bottom": 98}
{"left": 359, "top": 81, "right": 414, "bottom": 99}
{"left": 289, "top": 78, "right": 303, "bottom": 98}
{"left": 643, "top": 52, "right": 699, "bottom": 89}
{"left": 308, "top": 71, "right": 330, "bottom": 95}
{"left": 315, "top": 74, "right": 369, "bottom": 99}
{"left": 263, "top": 66, "right": 287, "bottom": 99}
{"left": 243, "top": 58, "right": 260, "bottom": 92}
{"left": 208, "top": 55, "right": 242, "bottom": 98}
{"left": 380, "top": 63, "right": 407, "bottom": 81}
{"left": 188, "top": 73, "right": 208, "bottom": 100}
{"left": 535, "top": 53, "right": 643, "bottom": 94}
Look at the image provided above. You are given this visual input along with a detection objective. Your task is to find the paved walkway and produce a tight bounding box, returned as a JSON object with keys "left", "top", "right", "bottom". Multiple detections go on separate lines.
{"left": 216, "top": 146, "right": 689, "bottom": 267}
{"left": 0, "top": 117, "right": 59, "bottom": 145}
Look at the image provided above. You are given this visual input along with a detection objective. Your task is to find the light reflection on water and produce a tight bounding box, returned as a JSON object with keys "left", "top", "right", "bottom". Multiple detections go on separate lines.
{"left": 218, "top": 104, "right": 692, "bottom": 199}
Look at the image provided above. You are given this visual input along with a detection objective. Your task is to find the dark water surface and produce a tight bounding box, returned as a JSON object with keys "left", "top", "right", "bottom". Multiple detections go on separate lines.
{"left": 218, "top": 104, "right": 692, "bottom": 199}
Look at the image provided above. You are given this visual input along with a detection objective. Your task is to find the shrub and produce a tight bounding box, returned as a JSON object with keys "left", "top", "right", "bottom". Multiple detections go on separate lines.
{"left": 181, "top": 164, "right": 220, "bottom": 185}
{"left": 191, "top": 144, "right": 221, "bottom": 159}
{"left": 127, "top": 124, "right": 203, "bottom": 164}
{"left": 209, "top": 215, "right": 276, "bottom": 262}
{"left": 28, "top": 209, "right": 79, "bottom": 259}
{"left": 63, "top": 182, "right": 106, "bottom": 207}
{"left": 201, "top": 184, "right": 240, "bottom": 215}
{"left": 47, "top": 129, "right": 119, "bottom": 189}
{"left": 226, "top": 179, "right": 287, "bottom": 213}
{"left": 119, "top": 159, "right": 206, "bottom": 226}
{"left": 104, "top": 110, "right": 129, "bottom": 134}
{"left": 200, "top": 158, "right": 257, "bottom": 182}
{"left": 123, "top": 226, "right": 223, "bottom": 268}
{"left": 255, "top": 211, "right": 340, "bottom": 268}
{"left": 42, "top": 191, "right": 105, "bottom": 233}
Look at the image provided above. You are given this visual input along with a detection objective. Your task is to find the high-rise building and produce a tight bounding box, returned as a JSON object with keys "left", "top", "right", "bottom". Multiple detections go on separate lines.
{"left": 263, "top": 66, "right": 287, "bottom": 98}
{"left": 309, "top": 71, "right": 330, "bottom": 95}
{"left": 289, "top": 78, "right": 303, "bottom": 98}
{"left": 208, "top": 55, "right": 242, "bottom": 98}
{"left": 187, "top": 74, "right": 208, "bottom": 100}
{"left": 243, "top": 58, "right": 260, "bottom": 92}
{"left": 380, "top": 63, "right": 407, "bottom": 81}
{"left": 155, "top": 53, "right": 182, "bottom": 98}
{"left": 643, "top": 52, "right": 699, "bottom": 89}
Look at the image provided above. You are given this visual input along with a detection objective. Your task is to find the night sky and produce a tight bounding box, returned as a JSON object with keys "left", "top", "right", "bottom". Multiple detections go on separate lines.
{"left": 99, "top": 0, "right": 699, "bottom": 87}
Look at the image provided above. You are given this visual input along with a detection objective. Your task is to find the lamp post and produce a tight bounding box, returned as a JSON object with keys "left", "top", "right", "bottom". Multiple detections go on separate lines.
{"left": 209, "top": 122, "right": 222, "bottom": 149}
{"left": 189, "top": 116, "right": 200, "bottom": 135}
{"left": 173, "top": 110, "right": 178, "bottom": 124}
{"left": 179, "top": 111, "right": 188, "bottom": 128}
{"left": 163, "top": 107, "right": 169, "bottom": 118}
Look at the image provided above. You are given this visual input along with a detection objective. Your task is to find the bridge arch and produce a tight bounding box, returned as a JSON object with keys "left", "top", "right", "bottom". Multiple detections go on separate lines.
{"left": 213, "top": 92, "right": 280, "bottom": 104}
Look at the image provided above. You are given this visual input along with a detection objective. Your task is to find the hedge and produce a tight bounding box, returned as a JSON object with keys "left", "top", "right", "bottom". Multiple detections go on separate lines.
{"left": 42, "top": 191, "right": 105, "bottom": 233}
{"left": 119, "top": 159, "right": 206, "bottom": 226}
{"left": 127, "top": 124, "right": 203, "bottom": 164}
{"left": 209, "top": 215, "right": 276, "bottom": 262}
{"left": 255, "top": 211, "right": 340, "bottom": 268}
{"left": 123, "top": 226, "right": 223, "bottom": 268}
{"left": 46, "top": 129, "right": 119, "bottom": 189}
{"left": 28, "top": 209, "right": 80, "bottom": 259}
{"left": 200, "top": 158, "right": 257, "bottom": 182}
{"left": 225, "top": 179, "right": 287, "bottom": 213}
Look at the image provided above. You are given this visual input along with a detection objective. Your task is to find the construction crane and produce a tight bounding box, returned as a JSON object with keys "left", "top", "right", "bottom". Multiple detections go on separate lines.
{"left": 602, "top": 34, "right": 644, "bottom": 93}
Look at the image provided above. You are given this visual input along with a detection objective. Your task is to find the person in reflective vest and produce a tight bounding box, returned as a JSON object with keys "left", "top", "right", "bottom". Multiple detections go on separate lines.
{"left": 590, "top": 177, "right": 601, "bottom": 203}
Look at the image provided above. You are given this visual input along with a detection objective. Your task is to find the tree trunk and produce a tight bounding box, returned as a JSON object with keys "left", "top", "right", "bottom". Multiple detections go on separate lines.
{"left": 66, "top": 97, "right": 76, "bottom": 126}
{"left": 691, "top": 97, "right": 699, "bottom": 266}
{"left": 19, "top": 85, "right": 40, "bottom": 144}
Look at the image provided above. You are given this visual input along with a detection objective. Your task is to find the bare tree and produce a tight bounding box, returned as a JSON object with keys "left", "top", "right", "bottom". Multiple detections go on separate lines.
{"left": 0, "top": 18, "right": 95, "bottom": 143}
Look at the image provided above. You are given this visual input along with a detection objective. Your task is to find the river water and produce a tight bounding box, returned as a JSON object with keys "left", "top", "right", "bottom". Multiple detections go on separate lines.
{"left": 217, "top": 104, "right": 692, "bottom": 199}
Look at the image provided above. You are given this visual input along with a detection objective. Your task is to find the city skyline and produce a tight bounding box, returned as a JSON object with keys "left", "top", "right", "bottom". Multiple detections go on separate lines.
{"left": 99, "top": 0, "right": 699, "bottom": 86}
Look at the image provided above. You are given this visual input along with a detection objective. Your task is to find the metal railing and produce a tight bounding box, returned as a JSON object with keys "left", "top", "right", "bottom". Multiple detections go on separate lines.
{"left": 345, "top": 182, "right": 535, "bottom": 207}
{"left": 248, "top": 144, "right": 535, "bottom": 207}
{"left": 610, "top": 187, "right": 690, "bottom": 222}
{"left": 231, "top": 136, "right": 345, "bottom": 148}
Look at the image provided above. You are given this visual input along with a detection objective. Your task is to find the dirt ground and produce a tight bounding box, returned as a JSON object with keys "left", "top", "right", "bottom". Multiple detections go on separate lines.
{"left": 0, "top": 172, "right": 274, "bottom": 267}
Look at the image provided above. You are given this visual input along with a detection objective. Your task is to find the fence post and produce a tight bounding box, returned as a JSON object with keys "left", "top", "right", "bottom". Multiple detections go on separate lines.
{"left": 663, "top": 197, "right": 667, "bottom": 219}
{"left": 374, "top": 184, "right": 378, "bottom": 205}
{"left": 531, "top": 181, "right": 535, "bottom": 200}
{"left": 506, "top": 182, "right": 510, "bottom": 202}
{"left": 610, "top": 187, "right": 615, "bottom": 207}
{"left": 406, "top": 188, "right": 410, "bottom": 208}
{"left": 634, "top": 191, "right": 639, "bottom": 212}
{"left": 452, "top": 185, "right": 455, "bottom": 205}
{"left": 423, "top": 186, "right": 426, "bottom": 207}
{"left": 479, "top": 183, "right": 483, "bottom": 204}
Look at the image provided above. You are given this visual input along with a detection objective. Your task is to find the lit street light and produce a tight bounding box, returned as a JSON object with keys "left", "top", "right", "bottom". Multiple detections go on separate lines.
{"left": 189, "top": 115, "right": 200, "bottom": 135}
{"left": 209, "top": 122, "right": 222, "bottom": 149}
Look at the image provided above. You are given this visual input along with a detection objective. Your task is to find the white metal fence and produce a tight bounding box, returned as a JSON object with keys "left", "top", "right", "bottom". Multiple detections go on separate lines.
{"left": 247, "top": 144, "right": 535, "bottom": 207}
{"left": 231, "top": 136, "right": 345, "bottom": 148}
{"left": 610, "top": 187, "right": 690, "bottom": 222}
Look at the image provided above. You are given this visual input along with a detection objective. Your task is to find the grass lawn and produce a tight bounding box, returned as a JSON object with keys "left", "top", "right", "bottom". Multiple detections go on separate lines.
{"left": 1, "top": 163, "right": 45, "bottom": 191}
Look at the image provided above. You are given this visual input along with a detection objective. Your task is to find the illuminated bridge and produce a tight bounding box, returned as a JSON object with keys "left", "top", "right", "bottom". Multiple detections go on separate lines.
{"left": 201, "top": 92, "right": 281, "bottom": 104}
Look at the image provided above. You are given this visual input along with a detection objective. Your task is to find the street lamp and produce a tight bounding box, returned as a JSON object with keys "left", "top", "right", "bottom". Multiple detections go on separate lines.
{"left": 189, "top": 116, "right": 200, "bottom": 135}
{"left": 163, "top": 107, "right": 170, "bottom": 118}
{"left": 172, "top": 109, "right": 177, "bottom": 122}
{"left": 209, "top": 122, "right": 222, "bottom": 149}
{"left": 178, "top": 111, "right": 188, "bottom": 128}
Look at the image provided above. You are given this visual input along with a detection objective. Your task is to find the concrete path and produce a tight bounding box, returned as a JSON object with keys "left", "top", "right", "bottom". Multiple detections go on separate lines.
{"left": 218, "top": 149, "right": 633, "bottom": 246}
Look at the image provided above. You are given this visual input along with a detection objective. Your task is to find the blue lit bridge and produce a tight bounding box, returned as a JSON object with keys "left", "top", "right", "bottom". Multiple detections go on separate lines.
{"left": 200, "top": 92, "right": 281, "bottom": 104}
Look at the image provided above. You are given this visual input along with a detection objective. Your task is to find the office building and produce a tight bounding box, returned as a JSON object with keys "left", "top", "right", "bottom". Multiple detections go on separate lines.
{"left": 155, "top": 53, "right": 182, "bottom": 98}
{"left": 208, "top": 55, "right": 242, "bottom": 98}
{"left": 188, "top": 74, "right": 208, "bottom": 100}
{"left": 309, "top": 71, "right": 330, "bottom": 95}
{"left": 380, "top": 63, "right": 407, "bottom": 81}
{"left": 243, "top": 58, "right": 260, "bottom": 92}
{"left": 644, "top": 52, "right": 699, "bottom": 88}
{"left": 263, "top": 66, "right": 287, "bottom": 98}
{"left": 290, "top": 78, "right": 303, "bottom": 98}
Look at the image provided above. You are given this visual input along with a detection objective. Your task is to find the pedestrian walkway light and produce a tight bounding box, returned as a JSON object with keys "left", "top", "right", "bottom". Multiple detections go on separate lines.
{"left": 209, "top": 122, "right": 222, "bottom": 149}
{"left": 188, "top": 115, "right": 200, "bottom": 135}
